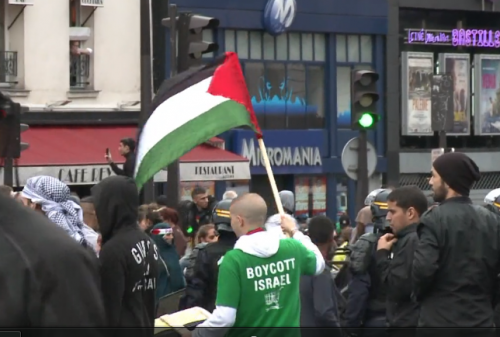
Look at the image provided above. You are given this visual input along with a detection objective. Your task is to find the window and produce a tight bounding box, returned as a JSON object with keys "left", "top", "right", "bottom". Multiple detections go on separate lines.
{"left": 69, "top": 0, "right": 93, "bottom": 90}
{"left": 335, "top": 34, "right": 374, "bottom": 128}
{"left": 294, "top": 176, "right": 327, "bottom": 217}
{"left": 226, "top": 30, "right": 326, "bottom": 129}
{"left": 225, "top": 30, "right": 326, "bottom": 61}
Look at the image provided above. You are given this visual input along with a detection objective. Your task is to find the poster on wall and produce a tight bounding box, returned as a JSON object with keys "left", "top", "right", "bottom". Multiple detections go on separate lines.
{"left": 180, "top": 181, "right": 215, "bottom": 201}
{"left": 438, "top": 53, "right": 471, "bottom": 135}
{"left": 311, "top": 176, "right": 327, "bottom": 216}
{"left": 474, "top": 54, "right": 500, "bottom": 136}
{"left": 431, "top": 74, "right": 454, "bottom": 133}
{"left": 401, "top": 52, "right": 434, "bottom": 136}
{"left": 294, "top": 177, "right": 310, "bottom": 216}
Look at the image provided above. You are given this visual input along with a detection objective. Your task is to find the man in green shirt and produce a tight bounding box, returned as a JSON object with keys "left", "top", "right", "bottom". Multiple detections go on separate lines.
{"left": 171, "top": 193, "right": 325, "bottom": 337}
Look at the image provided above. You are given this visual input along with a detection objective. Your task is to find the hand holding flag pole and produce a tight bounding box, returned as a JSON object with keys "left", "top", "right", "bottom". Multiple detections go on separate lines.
{"left": 257, "top": 138, "right": 285, "bottom": 217}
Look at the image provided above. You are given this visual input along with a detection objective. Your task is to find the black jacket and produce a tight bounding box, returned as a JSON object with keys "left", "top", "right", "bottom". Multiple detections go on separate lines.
{"left": 375, "top": 223, "right": 419, "bottom": 327}
{"left": 177, "top": 196, "right": 217, "bottom": 238}
{"left": 345, "top": 233, "right": 387, "bottom": 328}
{"left": 412, "top": 197, "right": 500, "bottom": 328}
{"left": 0, "top": 194, "right": 106, "bottom": 330}
{"left": 300, "top": 264, "right": 342, "bottom": 333}
{"left": 110, "top": 152, "right": 136, "bottom": 178}
{"left": 179, "top": 231, "right": 237, "bottom": 312}
{"left": 92, "top": 176, "right": 159, "bottom": 332}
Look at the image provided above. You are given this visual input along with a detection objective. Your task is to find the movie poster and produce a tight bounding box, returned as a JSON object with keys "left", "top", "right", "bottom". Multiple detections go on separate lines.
{"left": 401, "top": 52, "right": 434, "bottom": 136}
{"left": 474, "top": 54, "right": 500, "bottom": 136}
{"left": 294, "top": 176, "right": 310, "bottom": 216}
{"left": 431, "top": 74, "right": 454, "bottom": 132}
{"left": 439, "top": 53, "right": 470, "bottom": 135}
{"left": 311, "top": 176, "right": 326, "bottom": 216}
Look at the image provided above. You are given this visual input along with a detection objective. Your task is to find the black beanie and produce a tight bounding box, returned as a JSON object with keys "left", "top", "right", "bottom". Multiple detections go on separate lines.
{"left": 432, "top": 152, "right": 481, "bottom": 197}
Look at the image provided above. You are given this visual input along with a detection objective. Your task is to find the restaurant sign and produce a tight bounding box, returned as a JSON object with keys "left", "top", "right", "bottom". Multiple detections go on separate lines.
{"left": 405, "top": 28, "right": 500, "bottom": 48}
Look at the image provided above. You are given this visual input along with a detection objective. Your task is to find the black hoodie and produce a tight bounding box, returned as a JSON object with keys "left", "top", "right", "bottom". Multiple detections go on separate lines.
{"left": 0, "top": 194, "right": 105, "bottom": 329}
{"left": 92, "top": 176, "right": 159, "bottom": 332}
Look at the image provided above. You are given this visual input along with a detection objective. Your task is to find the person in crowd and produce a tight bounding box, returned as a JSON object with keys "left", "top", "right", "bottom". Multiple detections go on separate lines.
{"left": 180, "top": 224, "right": 218, "bottom": 275}
{"left": 175, "top": 193, "right": 324, "bottom": 337}
{"left": 20, "top": 176, "right": 95, "bottom": 252}
{"left": 177, "top": 187, "right": 217, "bottom": 254}
{"left": 375, "top": 186, "right": 428, "bottom": 336}
{"left": 138, "top": 204, "right": 162, "bottom": 232}
{"left": 300, "top": 215, "right": 342, "bottom": 336}
{"left": 336, "top": 214, "right": 351, "bottom": 242}
{"left": 350, "top": 206, "right": 373, "bottom": 244}
{"left": 105, "top": 137, "right": 136, "bottom": 178}
{"left": 413, "top": 152, "right": 499, "bottom": 333}
{"left": 0, "top": 193, "right": 106, "bottom": 328}
{"left": 150, "top": 222, "right": 185, "bottom": 304}
{"left": 82, "top": 196, "right": 99, "bottom": 232}
{"left": 157, "top": 206, "right": 189, "bottom": 257}
{"left": 345, "top": 189, "right": 391, "bottom": 337}
{"left": 91, "top": 176, "right": 158, "bottom": 332}
{"left": 222, "top": 190, "right": 238, "bottom": 200}
{"left": 296, "top": 214, "right": 309, "bottom": 233}
{"left": 483, "top": 188, "right": 500, "bottom": 328}
{"left": 179, "top": 199, "right": 237, "bottom": 312}
{"left": 0, "top": 185, "right": 13, "bottom": 197}
{"left": 156, "top": 195, "right": 168, "bottom": 207}
{"left": 332, "top": 226, "right": 352, "bottom": 269}
{"left": 265, "top": 190, "right": 299, "bottom": 237}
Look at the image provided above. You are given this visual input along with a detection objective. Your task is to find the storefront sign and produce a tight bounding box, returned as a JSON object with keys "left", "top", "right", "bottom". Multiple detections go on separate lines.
{"left": 232, "top": 130, "right": 326, "bottom": 175}
{"left": 81, "top": 0, "right": 103, "bottom": 6}
{"left": 180, "top": 162, "right": 251, "bottom": 181}
{"left": 0, "top": 161, "right": 250, "bottom": 186}
{"left": 8, "top": 0, "right": 34, "bottom": 5}
{"left": 262, "top": 0, "right": 296, "bottom": 36}
{"left": 406, "top": 28, "right": 500, "bottom": 48}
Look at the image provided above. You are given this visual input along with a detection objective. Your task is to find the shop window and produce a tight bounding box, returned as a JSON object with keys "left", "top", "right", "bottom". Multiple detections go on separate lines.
{"left": 294, "top": 176, "right": 327, "bottom": 217}
{"left": 227, "top": 30, "right": 326, "bottom": 130}
{"left": 244, "top": 62, "right": 325, "bottom": 129}
{"left": 336, "top": 34, "right": 373, "bottom": 64}
{"left": 180, "top": 182, "right": 215, "bottom": 201}
{"left": 224, "top": 30, "right": 326, "bottom": 61}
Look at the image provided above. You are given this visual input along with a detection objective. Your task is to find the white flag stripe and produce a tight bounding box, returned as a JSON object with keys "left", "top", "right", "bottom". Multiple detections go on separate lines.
{"left": 135, "top": 77, "right": 229, "bottom": 175}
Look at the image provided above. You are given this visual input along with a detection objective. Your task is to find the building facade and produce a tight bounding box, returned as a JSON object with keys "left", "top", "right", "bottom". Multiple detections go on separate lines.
{"left": 387, "top": 0, "right": 500, "bottom": 203}
{"left": 0, "top": 0, "right": 256, "bottom": 198}
{"left": 171, "top": 0, "right": 388, "bottom": 219}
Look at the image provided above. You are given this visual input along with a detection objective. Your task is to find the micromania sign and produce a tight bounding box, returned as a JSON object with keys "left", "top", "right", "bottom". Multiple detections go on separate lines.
{"left": 405, "top": 28, "right": 500, "bottom": 48}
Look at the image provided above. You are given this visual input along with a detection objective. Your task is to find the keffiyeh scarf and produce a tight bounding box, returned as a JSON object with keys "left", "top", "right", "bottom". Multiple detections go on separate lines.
{"left": 21, "top": 176, "right": 90, "bottom": 249}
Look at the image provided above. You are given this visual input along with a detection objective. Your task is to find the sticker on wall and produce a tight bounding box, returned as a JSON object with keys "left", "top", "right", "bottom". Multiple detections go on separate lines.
{"left": 262, "top": 0, "right": 297, "bottom": 36}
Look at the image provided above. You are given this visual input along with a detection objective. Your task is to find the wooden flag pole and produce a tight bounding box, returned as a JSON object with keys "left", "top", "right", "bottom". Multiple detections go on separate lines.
{"left": 257, "top": 138, "right": 285, "bottom": 216}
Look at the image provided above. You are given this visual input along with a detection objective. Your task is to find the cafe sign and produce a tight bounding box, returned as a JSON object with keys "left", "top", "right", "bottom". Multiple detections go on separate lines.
{"left": 81, "top": 0, "right": 103, "bottom": 6}
{"left": 8, "top": 0, "right": 34, "bottom": 5}
{"left": 405, "top": 28, "right": 500, "bottom": 48}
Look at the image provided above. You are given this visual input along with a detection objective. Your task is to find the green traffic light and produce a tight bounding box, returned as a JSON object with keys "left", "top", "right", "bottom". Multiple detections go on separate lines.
{"left": 359, "top": 113, "right": 375, "bottom": 128}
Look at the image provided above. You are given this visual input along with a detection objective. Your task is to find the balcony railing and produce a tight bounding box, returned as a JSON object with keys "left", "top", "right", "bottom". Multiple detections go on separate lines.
{"left": 0, "top": 51, "right": 18, "bottom": 84}
{"left": 70, "top": 54, "right": 90, "bottom": 88}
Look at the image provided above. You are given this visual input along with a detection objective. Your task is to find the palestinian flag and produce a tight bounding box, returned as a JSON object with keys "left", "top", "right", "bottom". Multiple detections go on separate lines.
{"left": 134, "top": 52, "right": 262, "bottom": 189}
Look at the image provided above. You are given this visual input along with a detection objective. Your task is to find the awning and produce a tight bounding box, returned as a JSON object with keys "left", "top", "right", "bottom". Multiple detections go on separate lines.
{"left": 3, "top": 126, "right": 250, "bottom": 186}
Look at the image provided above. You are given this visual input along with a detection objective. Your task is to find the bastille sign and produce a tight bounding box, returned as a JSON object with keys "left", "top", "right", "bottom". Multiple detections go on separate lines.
{"left": 405, "top": 28, "right": 500, "bottom": 48}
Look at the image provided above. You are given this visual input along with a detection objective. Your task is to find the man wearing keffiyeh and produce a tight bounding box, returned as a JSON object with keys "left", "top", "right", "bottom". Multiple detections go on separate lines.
{"left": 20, "top": 175, "right": 97, "bottom": 252}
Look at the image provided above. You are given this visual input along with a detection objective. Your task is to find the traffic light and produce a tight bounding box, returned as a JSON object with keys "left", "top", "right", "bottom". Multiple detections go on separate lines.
{"left": 176, "top": 13, "right": 219, "bottom": 72}
{"left": 0, "top": 94, "right": 29, "bottom": 158}
{"left": 351, "top": 69, "right": 380, "bottom": 130}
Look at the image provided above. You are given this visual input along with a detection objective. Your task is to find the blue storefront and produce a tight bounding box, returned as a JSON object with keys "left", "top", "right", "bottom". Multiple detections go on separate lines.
{"left": 169, "top": 0, "right": 388, "bottom": 221}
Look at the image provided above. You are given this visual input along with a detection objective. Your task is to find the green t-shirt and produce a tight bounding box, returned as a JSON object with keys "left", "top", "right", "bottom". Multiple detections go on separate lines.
{"left": 216, "top": 238, "right": 317, "bottom": 336}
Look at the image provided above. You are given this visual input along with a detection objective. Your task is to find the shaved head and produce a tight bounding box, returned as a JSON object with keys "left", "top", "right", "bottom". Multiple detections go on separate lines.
{"left": 229, "top": 193, "right": 267, "bottom": 236}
